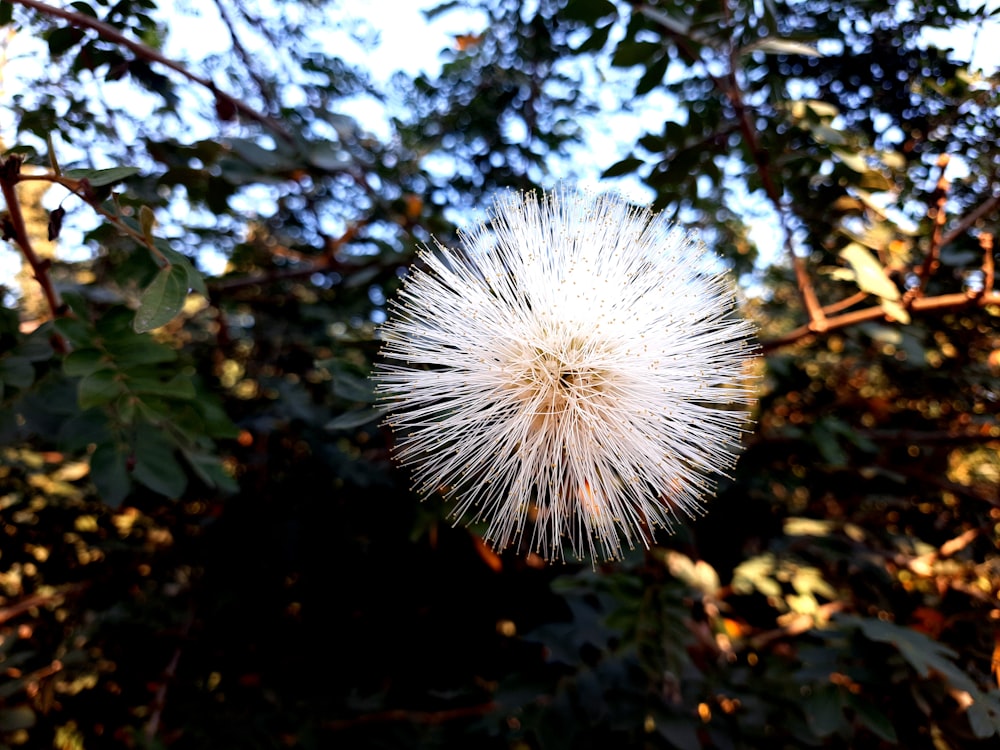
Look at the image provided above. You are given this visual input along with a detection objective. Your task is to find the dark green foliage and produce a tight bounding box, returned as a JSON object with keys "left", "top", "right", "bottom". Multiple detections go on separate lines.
{"left": 0, "top": 0, "right": 998, "bottom": 748}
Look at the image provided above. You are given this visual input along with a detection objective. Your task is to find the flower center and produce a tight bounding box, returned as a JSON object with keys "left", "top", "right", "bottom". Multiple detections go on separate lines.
{"left": 505, "top": 340, "right": 609, "bottom": 418}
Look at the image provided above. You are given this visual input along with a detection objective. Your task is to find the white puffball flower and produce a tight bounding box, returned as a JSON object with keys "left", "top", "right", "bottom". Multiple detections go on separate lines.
{"left": 374, "top": 187, "right": 757, "bottom": 562}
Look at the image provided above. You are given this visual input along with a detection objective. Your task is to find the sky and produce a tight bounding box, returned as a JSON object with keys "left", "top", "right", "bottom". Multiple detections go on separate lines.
{"left": 1, "top": 0, "right": 999, "bottom": 286}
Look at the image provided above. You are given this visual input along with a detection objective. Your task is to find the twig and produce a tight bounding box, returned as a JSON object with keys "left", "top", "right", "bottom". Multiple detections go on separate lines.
{"left": 144, "top": 645, "right": 182, "bottom": 742}
{"left": 144, "top": 609, "right": 194, "bottom": 743}
{"left": 24, "top": 171, "right": 170, "bottom": 266}
{"left": 8, "top": 0, "right": 292, "bottom": 142}
{"left": 327, "top": 702, "right": 497, "bottom": 731}
{"left": 915, "top": 154, "right": 951, "bottom": 295}
{"left": 904, "top": 529, "right": 980, "bottom": 576}
{"left": 639, "top": 1, "right": 826, "bottom": 330}
{"left": 0, "top": 154, "right": 65, "bottom": 337}
{"left": 208, "top": 254, "right": 341, "bottom": 293}
{"left": 209, "top": 0, "right": 275, "bottom": 114}
{"left": 748, "top": 602, "right": 844, "bottom": 649}
{"left": 0, "top": 589, "right": 68, "bottom": 624}
{"left": 208, "top": 224, "right": 360, "bottom": 294}
{"left": 939, "top": 191, "right": 1000, "bottom": 249}
{"left": 821, "top": 290, "right": 868, "bottom": 316}
{"left": 759, "top": 290, "right": 1000, "bottom": 353}
{"left": 980, "top": 232, "right": 994, "bottom": 295}
{"left": 729, "top": 79, "right": 826, "bottom": 329}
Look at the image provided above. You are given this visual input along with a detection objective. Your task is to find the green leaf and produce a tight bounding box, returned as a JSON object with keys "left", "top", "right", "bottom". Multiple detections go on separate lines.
{"left": 0, "top": 3, "right": 13, "bottom": 26}
{"left": 332, "top": 371, "right": 375, "bottom": 403}
{"left": 190, "top": 396, "right": 239, "bottom": 438}
{"left": 139, "top": 204, "right": 156, "bottom": 240}
{"left": 47, "top": 26, "right": 85, "bottom": 56}
{"left": 804, "top": 685, "right": 845, "bottom": 737}
{"left": 133, "top": 264, "right": 189, "bottom": 333}
{"left": 78, "top": 369, "right": 124, "bottom": 409}
{"left": 69, "top": 2, "right": 98, "bottom": 18}
{"left": 57, "top": 409, "right": 113, "bottom": 451}
{"left": 0, "top": 356, "right": 33, "bottom": 388}
{"left": 63, "top": 348, "right": 109, "bottom": 377}
{"left": 326, "top": 407, "right": 383, "bottom": 431}
{"left": 574, "top": 23, "right": 611, "bottom": 54}
{"left": 18, "top": 329, "right": 54, "bottom": 361}
{"left": 849, "top": 616, "right": 976, "bottom": 692}
{"left": 108, "top": 338, "right": 177, "bottom": 367}
{"left": 157, "top": 242, "right": 207, "bottom": 295}
{"left": 845, "top": 692, "right": 898, "bottom": 742}
{"left": 90, "top": 442, "right": 131, "bottom": 507}
{"left": 54, "top": 317, "right": 94, "bottom": 348}
{"left": 182, "top": 450, "right": 238, "bottom": 493}
{"left": 132, "top": 425, "right": 187, "bottom": 497}
{"left": 635, "top": 54, "right": 669, "bottom": 96}
{"left": 611, "top": 40, "right": 661, "bottom": 67}
{"left": 966, "top": 689, "right": 1000, "bottom": 738}
{"left": 64, "top": 166, "right": 141, "bottom": 186}
{"left": 811, "top": 418, "right": 850, "bottom": 467}
{"left": 127, "top": 374, "right": 195, "bottom": 400}
{"left": 602, "top": 156, "right": 644, "bottom": 178}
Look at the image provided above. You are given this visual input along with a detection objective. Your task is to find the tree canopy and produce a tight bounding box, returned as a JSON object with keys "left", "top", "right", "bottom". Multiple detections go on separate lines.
{"left": 0, "top": 0, "right": 998, "bottom": 747}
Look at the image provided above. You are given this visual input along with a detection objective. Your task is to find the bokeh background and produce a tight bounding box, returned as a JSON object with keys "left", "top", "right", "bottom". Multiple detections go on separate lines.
{"left": 0, "top": 0, "right": 998, "bottom": 747}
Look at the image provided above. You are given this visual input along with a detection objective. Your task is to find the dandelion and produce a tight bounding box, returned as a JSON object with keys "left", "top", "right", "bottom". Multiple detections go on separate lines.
{"left": 374, "top": 187, "right": 757, "bottom": 562}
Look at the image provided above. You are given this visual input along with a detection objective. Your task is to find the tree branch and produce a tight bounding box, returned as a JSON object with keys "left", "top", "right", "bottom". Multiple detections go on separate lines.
{"left": 759, "top": 291, "right": 1000, "bottom": 353}
{"left": 0, "top": 154, "right": 65, "bottom": 333}
{"left": 209, "top": 0, "right": 276, "bottom": 114}
{"left": 327, "top": 702, "right": 497, "bottom": 731}
{"left": 915, "top": 154, "right": 950, "bottom": 294}
{"left": 9, "top": 0, "right": 292, "bottom": 142}
{"left": 940, "top": 191, "right": 1000, "bottom": 249}
{"left": 981, "top": 232, "right": 995, "bottom": 295}
{"left": 638, "top": 1, "right": 826, "bottom": 330}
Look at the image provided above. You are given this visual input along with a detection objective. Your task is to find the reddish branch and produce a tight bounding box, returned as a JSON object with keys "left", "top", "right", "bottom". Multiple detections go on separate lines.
{"left": 940, "top": 192, "right": 1000, "bottom": 249}
{"left": 821, "top": 290, "right": 868, "bottom": 316}
{"left": 916, "top": 154, "right": 951, "bottom": 294}
{"left": 981, "top": 233, "right": 995, "bottom": 294}
{"left": 0, "top": 154, "right": 65, "bottom": 327}
{"left": 0, "top": 588, "right": 72, "bottom": 625}
{"left": 327, "top": 702, "right": 497, "bottom": 731}
{"left": 725, "top": 79, "right": 827, "bottom": 330}
{"left": 21, "top": 171, "right": 169, "bottom": 265}
{"left": 209, "top": 0, "right": 275, "bottom": 113}
{"left": 8, "top": 0, "right": 292, "bottom": 142}
{"left": 760, "top": 290, "right": 1000, "bottom": 353}
{"left": 207, "top": 224, "right": 361, "bottom": 294}
{"left": 640, "top": 1, "right": 827, "bottom": 329}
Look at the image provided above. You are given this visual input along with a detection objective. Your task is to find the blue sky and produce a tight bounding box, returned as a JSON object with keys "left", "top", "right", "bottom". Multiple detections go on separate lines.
{"left": 1, "top": 1, "right": 998, "bottom": 286}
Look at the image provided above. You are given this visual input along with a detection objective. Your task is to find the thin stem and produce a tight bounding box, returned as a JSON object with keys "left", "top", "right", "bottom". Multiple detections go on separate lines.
{"left": 8, "top": 0, "right": 292, "bottom": 142}
{"left": 916, "top": 154, "right": 950, "bottom": 294}
{"left": 940, "top": 191, "right": 1000, "bottom": 249}
{"left": 981, "top": 233, "right": 995, "bottom": 295}
{"left": 821, "top": 290, "right": 867, "bottom": 316}
{"left": 209, "top": 0, "right": 276, "bottom": 114}
{"left": 0, "top": 155, "right": 64, "bottom": 329}
{"left": 638, "top": 1, "right": 826, "bottom": 330}
{"left": 28, "top": 171, "right": 170, "bottom": 266}
{"left": 759, "top": 291, "right": 1000, "bottom": 353}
